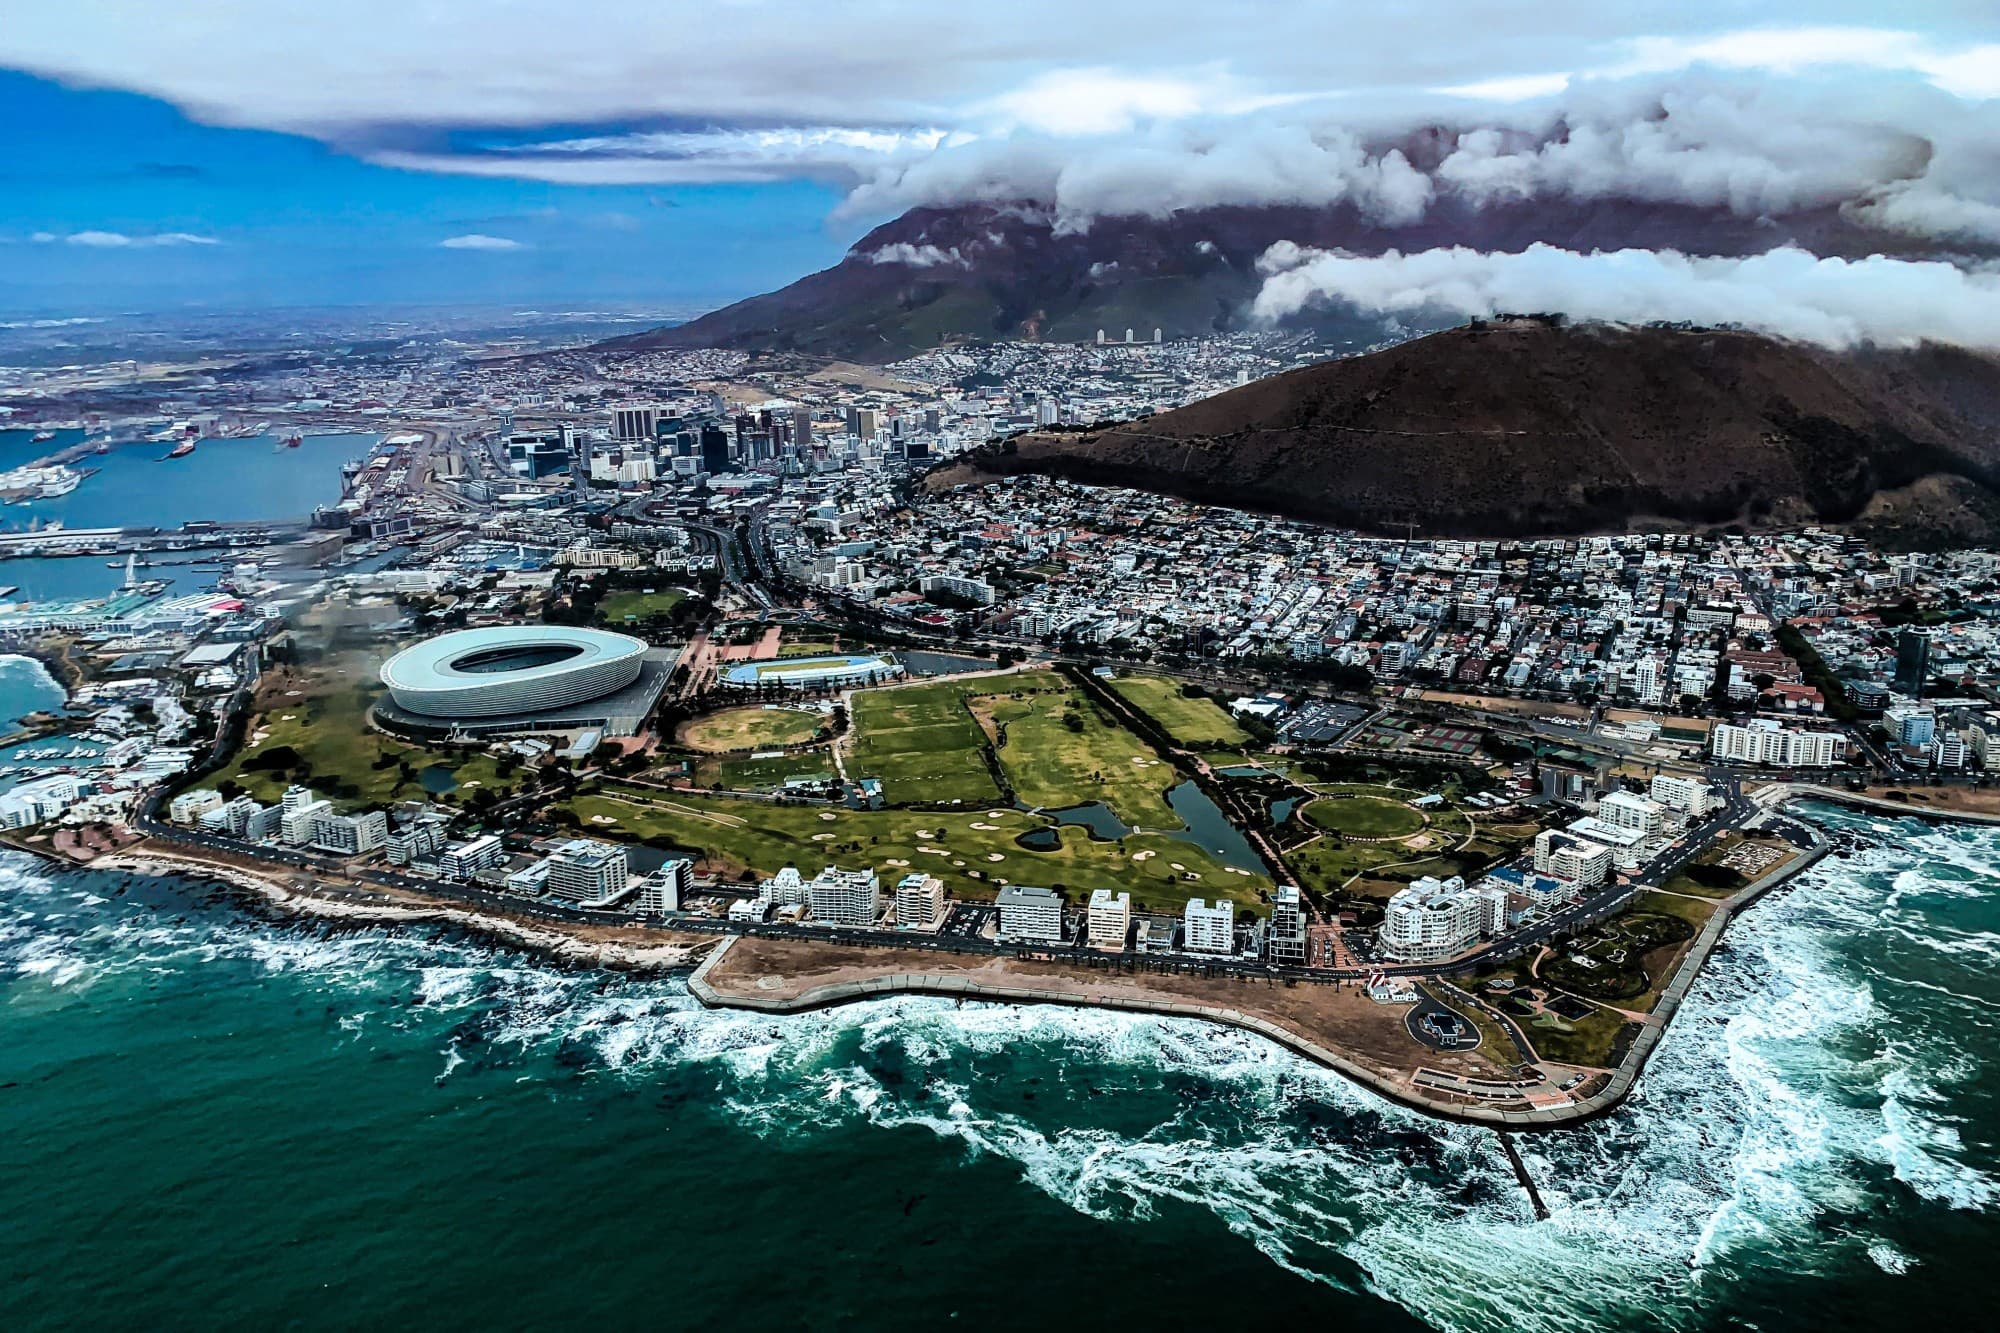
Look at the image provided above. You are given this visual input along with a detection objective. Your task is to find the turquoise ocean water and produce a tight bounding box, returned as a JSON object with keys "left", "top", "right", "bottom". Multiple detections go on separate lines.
{"left": 2, "top": 802, "right": 1996, "bottom": 1329}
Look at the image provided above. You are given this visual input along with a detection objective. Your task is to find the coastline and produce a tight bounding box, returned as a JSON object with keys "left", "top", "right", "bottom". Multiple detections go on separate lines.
{"left": 20, "top": 781, "right": 1973, "bottom": 1129}
{"left": 78, "top": 846, "right": 716, "bottom": 974}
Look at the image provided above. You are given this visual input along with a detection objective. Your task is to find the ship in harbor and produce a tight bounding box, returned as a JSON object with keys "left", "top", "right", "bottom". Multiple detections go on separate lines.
{"left": 160, "top": 439, "right": 197, "bottom": 460}
{"left": 29, "top": 430, "right": 56, "bottom": 444}
{"left": 275, "top": 432, "right": 303, "bottom": 451}
{"left": 0, "top": 465, "right": 90, "bottom": 503}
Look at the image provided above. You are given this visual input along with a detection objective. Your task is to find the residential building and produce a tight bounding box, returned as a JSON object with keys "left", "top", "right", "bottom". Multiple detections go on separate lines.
{"left": 1533, "top": 828, "right": 1614, "bottom": 886}
{"left": 1181, "top": 898, "right": 1235, "bottom": 954}
{"left": 1595, "top": 791, "right": 1665, "bottom": 838}
{"left": 995, "top": 885, "right": 1064, "bottom": 944}
{"left": 169, "top": 789, "right": 225, "bottom": 824}
{"left": 1650, "top": 773, "right": 1717, "bottom": 817}
{"left": 894, "top": 872, "right": 946, "bottom": 929}
{"left": 439, "top": 834, "right": 505, "bottom": 880}
{"left": 637, "top": 859, "right": 691, "bottom": 914}
{"left": 281, "top": 798, "right": 331, "bottom": 846}
{"left": 544, "top": 838, "right": 631, "bottom": 904}
{"left": 1379, "top": 875, "right": 1506, "bottom": 963}
{"left": 1267, "top": 885, "right": 1307, "bottom": 965}
{"left": 1086, "top": 889, "right": 1131, "bottom": 949}
{"left": 309, "top": 808, "right": 389, "bottom": 856}
{"left": 1709, "top": 719, "right": 1844, "bottom": 767}
{"left": 807, "top": 865, "right": 880, "bottom": 927}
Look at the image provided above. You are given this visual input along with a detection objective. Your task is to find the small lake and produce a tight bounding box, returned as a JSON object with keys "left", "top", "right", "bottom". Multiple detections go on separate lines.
{"left": 1047, "top": 803, "right": 1131, "bottom": 840}
{"left": 1163, "top": 780, "right": 1266, "bottom": 874}
{"left": 1271, "top": 796, "right": 1302, "bottom": 824}
{"left": 1015, "top": 827, "right": 1062, "bottom": 851}
{"left": 419, "top": 764, "right": 459, "bottom": 794}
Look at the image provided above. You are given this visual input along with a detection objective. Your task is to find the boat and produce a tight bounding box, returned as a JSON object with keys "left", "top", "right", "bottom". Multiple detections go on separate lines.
{"left": 160, "top": 440, "right": 196, "bottom": 461}
{"left": 92, "top": 441, "right": 112, "bottom": 455}
{"left": 30, "top": 430, "right": 55, "bottom": 443}
{"left": 276, "top": 432, "right": 303, "bottom": 451}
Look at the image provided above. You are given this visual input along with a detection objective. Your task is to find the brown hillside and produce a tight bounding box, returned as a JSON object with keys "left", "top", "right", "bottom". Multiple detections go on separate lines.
{"left": 926, "top": 321, "right": 2000, "bottom": 548}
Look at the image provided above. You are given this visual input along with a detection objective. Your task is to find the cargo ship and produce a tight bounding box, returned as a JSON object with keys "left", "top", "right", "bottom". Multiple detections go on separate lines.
{"left": 160, "top": 439, "right": 197, "bottom": 460}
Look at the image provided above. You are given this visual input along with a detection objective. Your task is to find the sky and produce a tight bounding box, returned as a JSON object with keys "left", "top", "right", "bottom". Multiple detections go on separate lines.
{"left": 1, "top": 3, "right": 1995, "bottom": 321}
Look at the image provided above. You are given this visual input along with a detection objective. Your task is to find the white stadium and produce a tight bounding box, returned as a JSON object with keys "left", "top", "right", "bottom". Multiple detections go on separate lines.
{"left": 380, "top": 626, "right": 649, "bottom": 719}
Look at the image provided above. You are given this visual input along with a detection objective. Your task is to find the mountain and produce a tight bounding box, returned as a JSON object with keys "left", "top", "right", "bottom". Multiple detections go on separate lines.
{"left": 602, "top": 199, "right": 1985, "bottom": 363}
{"left": 923, "top": 319, "right": 2000, "bottom": 549}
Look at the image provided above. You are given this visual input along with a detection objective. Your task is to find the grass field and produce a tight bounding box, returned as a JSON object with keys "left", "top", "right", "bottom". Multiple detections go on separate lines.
{"left": 973, "top": 675, "right": 1179, "bottom": 826}
{"left": 569, "top": 784, "right": 1268, "bottom": 912}
{"left": 692, "top": 751, "right": 837, "bottom": 791}
{"left": 679, "top": 705, "right": 826, "bottom": 753}
{"left": 1283, "top": 785, "right": 1486, "bottom": 900}
{"left": 1523, "top": 1006, "right": 1634, "bottom": 1069}
{"left": 1301, "top": 793, "right": 1428, "bottom": 839}
{"left": 598, "top": 588, "right": 686, "bottom": 623}
{"left": 1106, "top": 674, "right": 1249, "bottom": 747}
{"left": 847, "top": 678, "right": 1004, "bottom": 805}
{"left": 778, "top": 638, "right": 841, "bottom": 658}
{"left": 208, "top": 663, "right": 523, "bottom": 811}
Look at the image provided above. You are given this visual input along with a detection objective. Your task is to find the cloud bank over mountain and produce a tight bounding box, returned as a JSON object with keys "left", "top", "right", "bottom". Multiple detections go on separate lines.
{"left": 1253, "top": 243, "right": 2000, "bottom": 350}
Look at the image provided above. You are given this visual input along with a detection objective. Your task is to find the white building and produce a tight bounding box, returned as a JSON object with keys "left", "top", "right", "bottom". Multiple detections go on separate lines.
{"left": 440, "top": 834, "right": 505, "bottom": 880}
{"left": 1086, "top": 889, "right": 1131, "bottom": 949}
{"left": 1710, "top": 719, "right": 1844, "bottom": 767}
{"left": 760, "top": 865, "right": 810, "bottom": 907}
{"left": 1181, "top": 898, "right": 1235, "bottom": 954}
{"left": 1532, "top": 828, "right": 1614, "bottom": 886}
{"left": 544, "top": 838, "right": 631, "bottom": 904}
{"left": 1267, "top": 885, "right": 1307, "bottom": 965}
{"left": 1379, "top": 875, "right": 1504, "bottom": 963}
{"left": 281, "top": 798, "right": 331, "bottom": 847}
{"left": 1650, "top": 773, "right": 1717, "bottom": 817}
{"left": 894, "top": 872, "right": 946, "bottom": 930}
{"left": 807, "top": 865, "right": 879, "bottom": 927}
{"left": 995, "top": 885, "right": 1063, "bottom": 943}
{"left": 1595, "top": 791, "right": 1665, "bottom": 838}
{"left": 169, "top": 789, "right": 225, "bottom": 824}
{"left": 0, "top": 773, "right": 84, "bottom": 828}
{"left": 309, "top": 808, "right": 388, "bottom": 856}
{"left": 637, "top": 859, "right": 690, "bottom": 914}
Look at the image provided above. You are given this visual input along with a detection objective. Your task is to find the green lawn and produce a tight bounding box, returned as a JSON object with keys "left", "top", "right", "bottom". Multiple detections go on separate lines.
{"left": 209, "top": 669, "right": 524, "bottom": 811}
{"left": 1301, "top": 793, "right": 1428, "bottom": 839}
{"left": 569, "top": 785, "right": 1268, "bottom": 913}
{"left": 778, "top": 638, "right": 842, "bottom": 658}
{"left": 848, "top": 678, "right": 1003, "bottom": 805}
{"left": 1524, "top": 1006, "right": 1634, "bottom": 1069}
{"left": 977, "top": 677, "right": 1179, "bottom": 827}
{"left": 680, "top": 705, "right": 827, "bottom": 753}
{"left": 693, "top": 751, "right": 838, "bottom": 791}
{"left": 598, "top": 588, "right": 687, "bottom": 623}
{"left": 1106, "top": 674, "right": 1249, "bottom": 748}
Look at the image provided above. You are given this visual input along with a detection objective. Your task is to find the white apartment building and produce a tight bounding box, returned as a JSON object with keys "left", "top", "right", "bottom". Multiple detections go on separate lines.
{"left": 1087, "top": 889, "right": 1131, "bottom": 949}
{"left": 281, "top": 798, "right": 331, "bottom": 847}
{"left": 169, "top": 789, "right": 225, "bottom": 824}
{"left": 1650, "top": 773, "right": 1717, "bottom": 817}
{"left": 0, "top": 773, "right": 84, "bottom": 829}
{"left": 760, "top": 865, "right": 810, "bottom": 907}
{"left": 439, "top": 834, "right": 505, "bottom": 880}
{"left": 1532, "top": 828, "right": 1614, "bottom": 887}
{"left": 1267, "top": 886, "right": 1308, "bottom": 965}
{"left": 1181, "top": 898, "right": 1235, "bottom": 954}
{"left": 1595, "top": 791, "right": 1666, "bottom": 838}
{"left": 807, "top": 866, "right": 880, "bottom": 927}
{"left": 1710, "top": 719, "right": 1844, "bottom": 767}
{"left": 895, "top": 872, "right": 946, "bottom": 930}
{"left": 309, "top": 808, "right": 389, "bottom": 856}
{"left": 544, "top": 839, "right": 631, "bottom": 904}
{"left": 637, "top": 859, "right": 691, "bottom": 914}
{"left": 1379, "top": 875, "right": 1506, "bottom": 963}
{"left": 995, "top": 885, "right": 1064, "bottom": 944}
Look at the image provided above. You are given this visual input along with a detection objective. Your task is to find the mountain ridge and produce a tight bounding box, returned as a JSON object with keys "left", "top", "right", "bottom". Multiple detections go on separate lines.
{"left": 922, "top": 320, "right": 2000, "bottom": 550}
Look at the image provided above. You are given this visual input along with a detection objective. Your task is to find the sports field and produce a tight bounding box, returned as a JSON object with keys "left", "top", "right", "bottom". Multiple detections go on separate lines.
{"left": 847, "top": 678, "right": 1004, "bottom": 804}
{"left": 679, "top": 705, "right": 826, "bottom": 753}
{"left": 598, "top": 588, "right": 685, "bottom": 623}
{"left": 1300, "top": 793, "right": 1428, "bottom": 839}
{"left": 1106, "top": 674, "right": 1249, "bottom": 748}
{"left": 568, "top": 784, "right": 1268, "bottom": 913}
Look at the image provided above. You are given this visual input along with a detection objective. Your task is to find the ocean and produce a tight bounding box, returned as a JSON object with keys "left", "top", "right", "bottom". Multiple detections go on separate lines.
{"left": 2, "top": 801, "right": 1996, "bottom": 1330}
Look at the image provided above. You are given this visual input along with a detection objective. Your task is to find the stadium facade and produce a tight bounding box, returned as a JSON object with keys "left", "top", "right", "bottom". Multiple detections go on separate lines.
{"left": 719, "top": 653, "right": 904, "bottom": 691}
{"left": 375, "top": 626, "right": 670, "bottom": 737}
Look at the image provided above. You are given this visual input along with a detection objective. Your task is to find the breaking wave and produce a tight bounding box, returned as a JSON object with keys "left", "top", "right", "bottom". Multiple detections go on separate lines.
{"left": 2, "top": 801, "right": 1994, "bottom": 1333}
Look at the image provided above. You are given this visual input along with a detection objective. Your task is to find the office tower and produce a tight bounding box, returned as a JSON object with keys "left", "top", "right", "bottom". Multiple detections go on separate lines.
{"left": 1895, "top": 630, "right": 1931, "bottom": 696}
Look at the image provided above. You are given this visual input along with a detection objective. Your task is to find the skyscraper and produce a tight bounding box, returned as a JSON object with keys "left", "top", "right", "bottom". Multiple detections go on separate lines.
{"left": 1894, "top": 630, "right": 1931, "bottom": 696}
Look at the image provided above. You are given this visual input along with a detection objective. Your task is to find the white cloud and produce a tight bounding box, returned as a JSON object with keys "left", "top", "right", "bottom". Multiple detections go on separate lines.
{"left": 30, "top": 229, "right": 220, "bottom": 247}
{"left": 438, "top": 233, "right": 527, "bottom": 251}
{"left": 1252, "top": 242, "right": 2000, "bottom": 350}
{"left": 860, "top": 243, "right": 967, "bottom": 268}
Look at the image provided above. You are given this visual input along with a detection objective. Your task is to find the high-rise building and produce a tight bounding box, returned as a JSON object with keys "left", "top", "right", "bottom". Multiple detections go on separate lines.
{"left": 1532, "top": 829, "right": 1614, "bottom": 886}
{"left": 613, "top": 405, "right": 660, "bottom": 442}
{"left": 1894, "top": 629, "right": 1931, "bottom": 696}
{"left": 1267, "top": 886, "right": 1307, "bottom": 965}
{"left": 995, "top": 885, "right": 1064, "bottom": 943}
{"left": 439, "top": 834, "right": 505, "bottom": 880}
{"left": 544, "top": 838, "right": 630, "bottom": 904}
{"left": 1182, "top": 898, "right": 1235, "bottom": 954}
{"left": 699, "top": 425, "right": 732, "bottom": 474}
{"left": 790, "top": 406, "right": 814, "bottom": 447}
{"left": 1595, "top": 791, "right": 1665, "bottom": 837}
{"left": 1086, "top": 889, "right": 1131, "bottom": 949}
{"left": 895, "top": 872, "right": 945, "bottom": 929}
{"left": 1710, "top": 720, "right": 1845, "bottom": 767}
{"left": 637, "top": 859, "right": 690, "bottom": 914}
{"left": 807, "top": 866, "right": 879, "bottom": 927}
{"left": 309, "top": 808, "right": 388, "bottom": 856}
{"left": 1649, "top": 773, "right": 1716, "bottom": 817}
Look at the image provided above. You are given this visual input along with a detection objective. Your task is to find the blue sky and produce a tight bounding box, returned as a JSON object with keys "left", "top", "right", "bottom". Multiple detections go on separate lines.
{"left": 1, "top": 5, "right": 1992, "bottom": 319}
{"left": 0, "top": 72, "right": 851, "bottom": 315}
